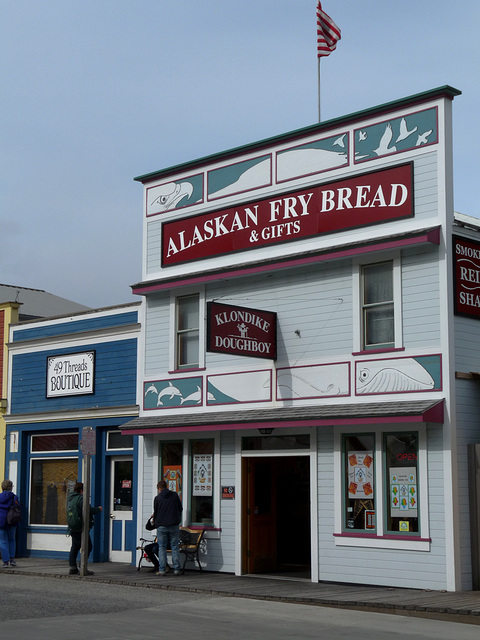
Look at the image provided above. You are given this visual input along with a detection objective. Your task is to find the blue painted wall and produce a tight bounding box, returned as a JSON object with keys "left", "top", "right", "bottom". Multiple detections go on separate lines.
{"left": 10, "top": 338, "right": 137, "bottom": 413}
{"left": 11, "top": 311, "right": 138, "bottom": 342}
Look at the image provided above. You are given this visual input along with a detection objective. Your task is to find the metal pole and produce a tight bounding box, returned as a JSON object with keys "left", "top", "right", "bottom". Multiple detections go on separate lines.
{"left": 317, "top": 57, "right": 321, "bottom": 122}
{"left": 80, "top": 454, "right": 91, "bottom": 576}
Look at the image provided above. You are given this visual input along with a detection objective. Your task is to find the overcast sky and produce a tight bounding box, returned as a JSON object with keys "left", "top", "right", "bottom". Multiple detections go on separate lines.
{"left": 2, "top": 1, "right": 479, "bottom": 309}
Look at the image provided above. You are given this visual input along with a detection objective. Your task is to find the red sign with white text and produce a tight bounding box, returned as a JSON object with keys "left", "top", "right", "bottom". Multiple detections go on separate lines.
{"left": 453, "top": 235, "right": 480, "bottom": 318}
{"left": 162, "top": 163, "right": 413, "bottom": 266}
{"left": 207, "top": 301, "right": 277, "bottom": 360}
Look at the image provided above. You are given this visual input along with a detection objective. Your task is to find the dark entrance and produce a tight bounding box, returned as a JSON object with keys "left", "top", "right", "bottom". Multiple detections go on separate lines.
{"left": 242, "top": 456, "right": 311, "bottom": 578}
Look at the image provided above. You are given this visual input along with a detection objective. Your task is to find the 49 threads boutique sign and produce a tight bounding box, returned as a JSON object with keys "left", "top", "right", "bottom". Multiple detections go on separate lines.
{"left": 47, "top": 351, "right": 95, "bottom": 398}
{"left": 207, "top": 301, "right": 277, "bottom": 360}
{"left": 162, "top": 163, "right": 413, "bottom": 266}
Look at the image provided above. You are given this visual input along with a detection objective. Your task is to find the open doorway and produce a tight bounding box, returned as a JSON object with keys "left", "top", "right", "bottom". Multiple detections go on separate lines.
{"left": 242, "top": 456, "right": 311, "bottom": 578}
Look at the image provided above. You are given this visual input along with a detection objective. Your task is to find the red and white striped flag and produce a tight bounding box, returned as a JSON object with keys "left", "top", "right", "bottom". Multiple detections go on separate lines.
{"left": 316, "top": 2, "right": 341, "bottom": 58}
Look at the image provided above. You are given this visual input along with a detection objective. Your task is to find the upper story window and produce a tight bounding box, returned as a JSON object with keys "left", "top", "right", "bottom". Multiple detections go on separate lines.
{"left": 176, "top": 294, "right": 199, "bottom": 369}
{"left": 361, "top": 261, "right": 394, "bottom": 350}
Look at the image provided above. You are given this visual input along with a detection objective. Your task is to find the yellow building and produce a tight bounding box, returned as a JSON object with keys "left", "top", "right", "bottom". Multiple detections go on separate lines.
{"left": 0, "top": 302, "right": 20, "bottom": 481}
{"left": 0, "top": 283, "right": 90, "bottom": 481}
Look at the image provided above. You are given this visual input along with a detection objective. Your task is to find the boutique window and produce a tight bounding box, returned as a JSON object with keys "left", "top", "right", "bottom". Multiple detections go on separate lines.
{"left": 30, "top": 458, "right": 78, "bottom": 526}
{"left": 343, "top": 434, "right": 376, "bottom": 532}
{"left": 29, "top": 432, "right": 78, "bottom": 526}
{"left": 175, "top": 294, "right": 199, "bottom": 369}
{"left": 190, "top": 439, "right": 214, "bottom": 525}
{"left": 385, "top": 432, "right": 418, "bottom": 533}
{"left": 361, "top": 261, "right": 394, "bottom": 350}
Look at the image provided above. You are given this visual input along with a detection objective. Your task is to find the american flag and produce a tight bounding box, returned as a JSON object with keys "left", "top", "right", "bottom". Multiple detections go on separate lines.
{"left": 316, "top": 2, "right": 341, "bottom": 58}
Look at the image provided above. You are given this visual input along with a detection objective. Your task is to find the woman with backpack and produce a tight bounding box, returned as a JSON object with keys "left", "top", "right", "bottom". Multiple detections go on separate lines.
{"left": 66, "top": 482, "right": 102, "bottom": 575}
{"left": 0, "top": 479, "right": 20, "bottom": 568}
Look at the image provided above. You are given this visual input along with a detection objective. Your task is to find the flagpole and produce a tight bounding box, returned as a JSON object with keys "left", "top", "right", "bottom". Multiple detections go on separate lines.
{"left": 317, "top": 57, "right": 321, "bottom": 122}
{"left": 315, "top": 2, "right": 341, "bottom": 124}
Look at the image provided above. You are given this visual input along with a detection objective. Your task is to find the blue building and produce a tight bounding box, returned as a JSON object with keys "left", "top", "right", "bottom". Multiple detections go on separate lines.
{"left": 5, "top": 302, "right": 140, "bottom": 563}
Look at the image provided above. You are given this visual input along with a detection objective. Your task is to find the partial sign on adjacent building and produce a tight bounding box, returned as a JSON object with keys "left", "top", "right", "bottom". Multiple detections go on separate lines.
{"left": 453, "top": 235, "right": 480, "bottom": 318}
{"left": 47, "top": 351, "right": 95, "bottom": 398}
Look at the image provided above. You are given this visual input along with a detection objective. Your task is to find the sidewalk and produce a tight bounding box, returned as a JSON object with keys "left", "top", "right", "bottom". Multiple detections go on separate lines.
{"left": 4, "top": 558, "right": 480, "bottom": 625}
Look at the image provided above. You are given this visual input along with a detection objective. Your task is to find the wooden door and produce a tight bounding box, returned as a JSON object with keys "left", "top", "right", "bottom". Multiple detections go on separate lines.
{"left": 243, "top": 457, "right": 277, "bottom": 573}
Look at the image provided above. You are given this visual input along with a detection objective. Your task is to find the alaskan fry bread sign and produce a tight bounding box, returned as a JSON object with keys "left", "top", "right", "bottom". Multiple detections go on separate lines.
{"left": 348, "top": 451, "right": 374, "bottom": 498}
{"left": 162, "top": 164, "right": 413, "bottom": 266}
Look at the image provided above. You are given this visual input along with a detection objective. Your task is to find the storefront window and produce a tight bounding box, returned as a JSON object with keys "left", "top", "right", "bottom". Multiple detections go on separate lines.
{"left": 31, "top": 433, "right": 78, "bottom": 452}
{"left": 30, "top": 458, "right": 78, "bottom": 525}
{"left": 113, "top": 458, "right": 133, "bottom": 511}
{"left": 343, "top": 434, "right": 375, "bottom": 532}
{"left": 190, "top": 439, "right": 214, "bottom": 525}
{"left": 107, "top": 430, "right": 133, "bottom": 450}
{"left": 385, "top": 432, "right": 418, "bottom": 533}
{"left": 160, "top": 441, "right": 183, "bottom": 499}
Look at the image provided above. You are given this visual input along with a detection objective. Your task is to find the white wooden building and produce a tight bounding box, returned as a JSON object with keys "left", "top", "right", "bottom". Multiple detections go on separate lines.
{"left": 122, "top": 86, "right": 480, "bottom": 591}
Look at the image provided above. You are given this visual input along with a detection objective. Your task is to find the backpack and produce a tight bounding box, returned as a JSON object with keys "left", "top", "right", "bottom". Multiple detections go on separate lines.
{"left": 7, "top": 498, "right": 21, "bottom": 525}
{"left": 66, "top": 493, "right": 83, "bottom": 532}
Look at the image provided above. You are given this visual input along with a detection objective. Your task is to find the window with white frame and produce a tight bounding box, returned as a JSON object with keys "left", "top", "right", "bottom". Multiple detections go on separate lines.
{"left": 29, "top": 433, "right": 79, "bottom": 526}
{"left": 341, "top": 429, "right": 421, "bottom": 537}
{"left": 175, "top": 293, "right": 200, "bottom": 369}
{"left": 158, "top": 435, "right": 218, "bottom": 527}
{"left": 361, "top": 261, "right": 394, "bottom": 350}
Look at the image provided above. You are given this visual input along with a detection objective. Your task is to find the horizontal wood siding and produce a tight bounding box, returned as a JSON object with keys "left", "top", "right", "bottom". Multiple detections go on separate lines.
{"left": 206, "top": 261, "right": 353, "bottom": 370}
{"left": 12, "top": 311, "right": 139, "bottom": 342}
{"left": 401, "top": 246, "right": 441, "bottom": 348}
{"left": 145, "top": 294, "right": 170, "bottom": 377}
{"left": 411, "top": 153, "right": 438, "bottom": 220}
{"left": 205, "top": 432, "right": 235, "bottom": 571}
{"left": 11, "top": 338, "right": 137, "bottom": 413}
{"left": 146, "top": 220, "right": 162, "bottom": 274}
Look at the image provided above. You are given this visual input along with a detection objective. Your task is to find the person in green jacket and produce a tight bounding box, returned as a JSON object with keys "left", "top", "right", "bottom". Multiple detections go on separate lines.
{"left": 67, "top": 482, "right": 102, "bottom": 575}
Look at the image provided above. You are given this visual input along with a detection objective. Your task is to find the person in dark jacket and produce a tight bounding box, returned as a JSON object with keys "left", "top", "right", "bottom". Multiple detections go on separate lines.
{"left": 0, "top": 479, "right": 19, "bottom": 568}
{"left": 153, "top": 480, "right": 183, "bottom": 576}
{"left": 67, "top": 482, "right": 102, "bottom": 575}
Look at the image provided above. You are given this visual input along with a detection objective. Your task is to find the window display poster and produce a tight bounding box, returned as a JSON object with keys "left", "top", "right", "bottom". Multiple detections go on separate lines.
{"left": 163, "top": 465, "right": 182, "bottom": 498}
{"left": 390, "top": 467, "right": 417, "bottom": 517}
{"left": 193, "top": 454, "right": 213, "bottom": 496}
{"left": 348, "top": 451, "right": 374, "bottom": 498}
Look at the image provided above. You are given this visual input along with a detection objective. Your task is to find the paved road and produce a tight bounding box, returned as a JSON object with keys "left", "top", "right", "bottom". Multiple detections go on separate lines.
{"left": 1, "top": 574, "right": 479, "bottom": 639}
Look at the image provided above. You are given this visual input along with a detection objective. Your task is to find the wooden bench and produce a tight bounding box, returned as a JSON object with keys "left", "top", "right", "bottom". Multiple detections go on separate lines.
{"left": 137, "top": 527, "right": 205, "bottom": 573}
{"left": 178, "top": 527, "right": 205, "bottom": 572}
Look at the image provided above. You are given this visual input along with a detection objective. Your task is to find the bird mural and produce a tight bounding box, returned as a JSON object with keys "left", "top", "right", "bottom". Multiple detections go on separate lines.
{"left": 355, "top": 107, "right": 437, "bottom": 162}
{"left": 149, "top": 181, "right": 194, "bottom": 212}
{"left": 415, "top": 129, "right": 433, "bottom": 146}
{"left": 396, "top": 117, "right": 418, "bottom": 142}
{"left": 333, "top": 134, "right": 347, "bottom": 148}
{"left": 373, "top": 123, "right": 397, "bottom": 156}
